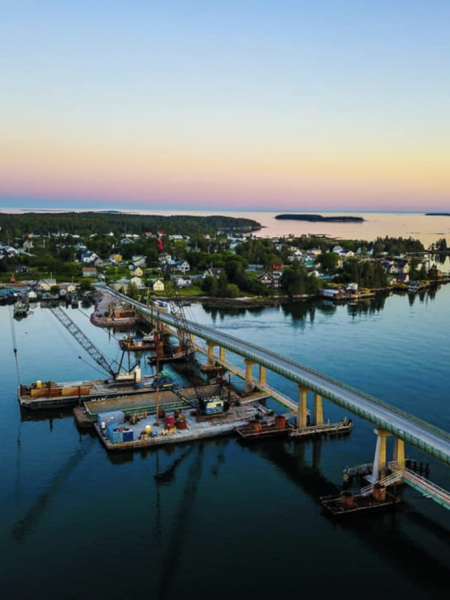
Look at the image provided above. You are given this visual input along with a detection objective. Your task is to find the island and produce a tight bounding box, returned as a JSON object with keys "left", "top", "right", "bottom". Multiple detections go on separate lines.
{"left": 425, "top": 213, "right": 450, "bottom": 217}
{"left": 275, "top": 214, "right": 364, "bottom": 223}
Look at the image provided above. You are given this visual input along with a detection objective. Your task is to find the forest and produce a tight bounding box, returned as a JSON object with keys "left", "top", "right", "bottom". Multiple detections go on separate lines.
{"left": 0, "top": 212, "right": 261, "bottom": 238}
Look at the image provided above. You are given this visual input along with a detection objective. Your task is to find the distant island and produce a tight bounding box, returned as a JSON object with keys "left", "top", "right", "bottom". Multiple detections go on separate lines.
{"left": 425, "top": 213, "right": 450, "bottom": 217}
{"left": 275, "top": 214, "right": 364, "bottom": 223}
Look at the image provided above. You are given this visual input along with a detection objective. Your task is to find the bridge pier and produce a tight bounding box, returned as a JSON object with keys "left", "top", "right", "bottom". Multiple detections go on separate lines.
{"left": 393, "top": 437, "right": 405, "bottom": 469}
{"left": 244, "top": 359, "right": 255, "bottom": 394}
{"left": 297, "top": 386, "right": 308, "bottom": 428}
{"left": 206, "top": 341, "right": 216, "bottom": 367}
{"left": 259, "top": 365, "right": 266, "bottom": 385}
{"left": 314, "top": 393, "right": 323, "bottom": 426}
{"left": 372, "top": 429, "right": 391, "bottom": 481}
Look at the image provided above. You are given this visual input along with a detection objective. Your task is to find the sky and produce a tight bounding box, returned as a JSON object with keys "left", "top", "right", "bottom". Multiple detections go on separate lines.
{"left": 0, "top": 0, "right": 449, "bottom": 212}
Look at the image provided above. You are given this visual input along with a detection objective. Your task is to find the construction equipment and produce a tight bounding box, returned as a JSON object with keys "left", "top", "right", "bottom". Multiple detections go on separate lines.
{"left": 155, "top": 236, "right": 229, "bottom": 416}
{"left": 49, "top": 306, "right": 141, "bottom": 382}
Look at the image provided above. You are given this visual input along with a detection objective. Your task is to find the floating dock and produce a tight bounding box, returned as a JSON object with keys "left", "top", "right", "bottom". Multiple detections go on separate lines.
{"left": 320, "top": 487, "right": 402, "bottom": 517}
{"left": 236, "top": 414, "right": 294, "bottom": 440}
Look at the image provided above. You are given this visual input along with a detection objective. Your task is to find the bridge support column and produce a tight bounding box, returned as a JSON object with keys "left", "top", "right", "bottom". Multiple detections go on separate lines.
{"left": 314, "top": 393, "right": 323, "bottom": 425}
{"left": 244, "top": 359, "right": 255, "bottom": 394}
{"left": 297, "top": 386, "right": 308, "bottom": 428}
{"left": 372, "top": 429, "right": 391, "bottom": 481}
{"left": 219, "top": 347, "right": 226, "bottom": 361}
{"left": 206, "top": 341, "right": 216, "bottom": 366}
{"left": 259, "top": 365, "right": 266, "bottom": 385}
{"left": 393, "top": 438, "right": 405, "bottom": 469}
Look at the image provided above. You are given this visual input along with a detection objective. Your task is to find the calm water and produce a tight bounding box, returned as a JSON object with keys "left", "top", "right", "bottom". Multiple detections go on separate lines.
{"left": 5, "top": 208, "right": 450, "bottom": 247}
{"left": 2, "top": 285, "right": 450, "bottom": 599}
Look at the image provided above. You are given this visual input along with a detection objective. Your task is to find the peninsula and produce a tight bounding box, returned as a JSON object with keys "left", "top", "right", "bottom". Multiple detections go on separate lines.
{"left": 275, "top": 214, "right": 364, "bottom": 223}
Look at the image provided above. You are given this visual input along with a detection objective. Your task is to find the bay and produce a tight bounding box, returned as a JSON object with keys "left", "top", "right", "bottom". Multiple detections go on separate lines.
{"left": 4, "top": 208, "right": 450, "bottom": 247}
{"left": 2, "top": 282, "right": 450, "bottom": 599}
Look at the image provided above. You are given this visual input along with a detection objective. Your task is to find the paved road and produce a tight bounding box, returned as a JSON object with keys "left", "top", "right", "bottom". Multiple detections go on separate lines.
{"left": 101, "top": 286, "right": 450, "bottom": 466}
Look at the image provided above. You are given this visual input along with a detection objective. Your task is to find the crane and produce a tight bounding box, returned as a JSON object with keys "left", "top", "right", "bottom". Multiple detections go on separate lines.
{"left": 49, "top": 306, "right": 140, "bottom": 381}
{"left": 156, "top": 234, "right": 230, "bottom": 416}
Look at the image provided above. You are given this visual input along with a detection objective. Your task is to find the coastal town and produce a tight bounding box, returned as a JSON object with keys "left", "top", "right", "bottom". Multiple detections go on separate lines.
{"left": 0, "top": 213, "right": 448, "bottom": 306}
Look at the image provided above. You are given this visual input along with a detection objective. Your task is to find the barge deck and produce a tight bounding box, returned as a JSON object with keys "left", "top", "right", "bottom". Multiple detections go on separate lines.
{"left": 18, "top": 377, "right": 160, "bottom": 410}
{"left": 96, "top": 403, "right": 262, "bottom": 452}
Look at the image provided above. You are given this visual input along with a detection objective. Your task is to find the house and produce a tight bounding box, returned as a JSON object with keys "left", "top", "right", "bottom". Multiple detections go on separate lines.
{"left": 158, "top": 252, "right": 172, "bottom": 264}
{"left": 269, "top": 262, "right": 283, "bottom": 271}
{"left": 81, "top": 251, "right": 101, "bottom": 265}
{"left": 110, "top": 254, "right": 122, "bottom": 264}
{"left": 153, "top": 279, "right": 165, "bottom": 292}
{"left": 131, "top": 255, "right": 147, "bottom": 268}
{"left": 129, "top": 265, "right": 144, "bottom": 277}
{"left": 15, "top": 265, "right": 32, "bottom": 274}
{"left": 23, "top": 240, "right": 34, "bottom": 250}
{"left": 203, "top": 267, "right": 223, "bottom": 279}
{"left": 37, "top": 279, "right": 57, "bottom": 291}
{"left": 82, "top": 267, "right": 97, "bottom": 278}
{"left": 257, "top": 271, "right": 283, "bottom": 288}
{"left": 130, "top": 276, "right": 144, "bottom": 289}
{"left": 176, "top": 259, "right": 190, "bottom": 273}
{"left": 59, "top": 283, "right": 77, "bottom": 296}
{"left": 257, "top": 272, "right": 275, "bottom": 288}
{"left": 174, "top": 276, "right": 192, "bottom": 287}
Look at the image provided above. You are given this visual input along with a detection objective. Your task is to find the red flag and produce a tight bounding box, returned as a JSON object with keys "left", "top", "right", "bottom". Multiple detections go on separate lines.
{"left": 157, "top": 238, "right": 163, "bottom": 251}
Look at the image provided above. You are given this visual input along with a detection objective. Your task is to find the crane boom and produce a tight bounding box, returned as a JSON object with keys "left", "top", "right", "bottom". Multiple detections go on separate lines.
{"left": 50, "top": 306, "right": 116, "bottom": 378}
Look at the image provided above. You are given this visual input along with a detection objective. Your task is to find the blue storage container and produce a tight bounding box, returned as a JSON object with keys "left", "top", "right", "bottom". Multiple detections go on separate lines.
{"left": 122, "top": 429, "right": 134, "bottom": 442}
{"left": 98, "top": 410, "right": 125, "bottom": 427}
{"left": 106, "top": 423, "right": 123, "bottom": 444}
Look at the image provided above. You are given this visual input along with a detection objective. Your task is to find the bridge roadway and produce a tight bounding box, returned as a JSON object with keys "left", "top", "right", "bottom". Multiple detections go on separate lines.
{"left": 101, "top": 287, "right": 450, "bottom": 467}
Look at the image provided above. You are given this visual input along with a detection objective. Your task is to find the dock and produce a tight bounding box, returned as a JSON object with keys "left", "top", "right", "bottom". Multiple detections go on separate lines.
{"left": 289, "top": 418, "right": 353, "bottom": 439}
{"left": 320, "top": 489, "right": 402, "bottom": 517}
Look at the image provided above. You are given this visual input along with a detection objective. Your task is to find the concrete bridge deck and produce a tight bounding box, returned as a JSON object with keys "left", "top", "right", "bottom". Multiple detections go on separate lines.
{"left": 99, "top": 287, "right": 450, "bottom": 468}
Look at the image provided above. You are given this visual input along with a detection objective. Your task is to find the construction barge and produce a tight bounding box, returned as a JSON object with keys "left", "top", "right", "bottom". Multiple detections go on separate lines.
{"left": 18, "top": 368, "right": 162, "bottom": 410}
{"left": 95, "top": 402, "right": 263, "bottom": 452}
{"left": 73, "top": 383, "right": 223, "bottom": 428}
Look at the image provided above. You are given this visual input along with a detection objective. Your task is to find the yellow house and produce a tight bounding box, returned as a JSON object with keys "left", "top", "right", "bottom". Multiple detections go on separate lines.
{"left": 130, "top": 266, "right": 143, "bottom": 277}
{"left": 111, "top": 254, "right": 122, "bottom": 263}
{"left": 153, "top": 279, "right": 165, "bottom": 292}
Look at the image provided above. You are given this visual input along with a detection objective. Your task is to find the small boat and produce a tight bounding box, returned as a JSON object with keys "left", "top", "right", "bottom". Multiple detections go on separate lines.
{"left": 119, "top": 333, "right": 157, "bottom": 351}
{"left": 13, "top": 300, "right": 29, "bottom": 317}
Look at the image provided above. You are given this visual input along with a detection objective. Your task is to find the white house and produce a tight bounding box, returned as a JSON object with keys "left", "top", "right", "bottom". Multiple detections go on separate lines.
{"left": 174, "top": 276, "right": 192, "bottom": 287}
{"left": 130, "top": 276, "right": 144, "bottom": 289}
{"left": 176, "top": 259, "right": 190, "bottom": 273}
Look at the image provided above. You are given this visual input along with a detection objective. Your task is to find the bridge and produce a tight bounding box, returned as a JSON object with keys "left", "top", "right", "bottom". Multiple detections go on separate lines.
{"left": 99, "top": 286, "right": 450, "bottom": 508}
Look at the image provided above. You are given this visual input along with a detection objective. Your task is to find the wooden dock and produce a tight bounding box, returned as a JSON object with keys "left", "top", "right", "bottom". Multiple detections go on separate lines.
{"left": 289, "top": 419, "right": 353, "bottom": 439}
